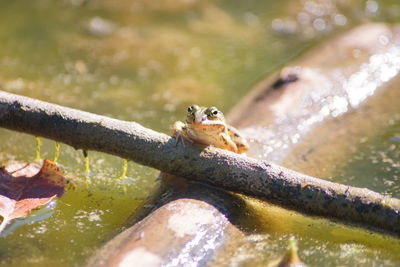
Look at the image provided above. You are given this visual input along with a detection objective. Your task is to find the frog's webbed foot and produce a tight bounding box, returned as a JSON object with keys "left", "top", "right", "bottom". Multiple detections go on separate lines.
{"left": 171, "top": 121, "right": 193, "bottom": 147}
{"left": 174, "top": 131, "right": 193, "bottom": 147}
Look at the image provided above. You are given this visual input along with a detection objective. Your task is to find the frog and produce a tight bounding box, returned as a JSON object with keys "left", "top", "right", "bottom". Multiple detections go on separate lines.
{"left": 171, "top": 105, "right": 248, "bottom": 154}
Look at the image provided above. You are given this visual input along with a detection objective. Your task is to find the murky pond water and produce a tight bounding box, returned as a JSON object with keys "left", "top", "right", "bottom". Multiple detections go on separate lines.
{"left": 334, "top": 117, "right": 400, "bottom": 197}
{"left": 0, "top": 0, "right": 399, "bottom": 266}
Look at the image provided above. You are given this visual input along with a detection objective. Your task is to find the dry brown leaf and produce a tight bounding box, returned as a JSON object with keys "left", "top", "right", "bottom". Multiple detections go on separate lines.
{"left": 0, "top": 160, "right": 65, "bottom": 233}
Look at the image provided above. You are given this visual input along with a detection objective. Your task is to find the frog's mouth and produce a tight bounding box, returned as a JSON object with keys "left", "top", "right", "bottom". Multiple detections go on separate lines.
{"left": 195, "top": 114, "right": 208, "bottom": 124}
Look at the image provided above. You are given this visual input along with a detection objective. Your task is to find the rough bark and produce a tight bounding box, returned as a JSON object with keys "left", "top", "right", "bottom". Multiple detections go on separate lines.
{"left": 0, "top": 90, "right": 400, "bottom": 235}
{"left": 87, "top": 198, "right": 245, "bottom": 267}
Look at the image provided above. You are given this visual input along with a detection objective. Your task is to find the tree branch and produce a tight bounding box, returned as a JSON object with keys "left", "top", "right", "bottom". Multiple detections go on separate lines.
{"left": 0, "top": 90, "right": 399, "bottom": 235}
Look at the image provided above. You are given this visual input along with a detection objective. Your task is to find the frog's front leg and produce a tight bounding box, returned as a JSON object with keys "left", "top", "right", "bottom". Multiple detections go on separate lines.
{"left": 171, "top": 121, "right": 193, "bottom": 147}
{"left": 220, "top": 132, "right": 238, "bottom": 153}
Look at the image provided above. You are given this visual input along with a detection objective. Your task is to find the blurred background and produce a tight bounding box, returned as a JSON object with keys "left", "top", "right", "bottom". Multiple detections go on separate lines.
{"left": 0, "top": 0, "right": 399, "bottom": 266}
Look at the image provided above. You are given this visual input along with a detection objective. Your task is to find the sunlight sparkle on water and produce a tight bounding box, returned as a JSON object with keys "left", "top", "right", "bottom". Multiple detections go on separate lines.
{"left": 245, "top": 41, "right": 400, "bottom": 163}
{"left": 346, "top": 45, "right": 400, "bottom": 107}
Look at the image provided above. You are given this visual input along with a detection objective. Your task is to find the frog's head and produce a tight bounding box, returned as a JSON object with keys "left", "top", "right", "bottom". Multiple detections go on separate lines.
{"left": 186, "top": 105, "right": 225, "bottom": 124}
{"left": 205, "top": 106, "right": 225, "bottom": 122}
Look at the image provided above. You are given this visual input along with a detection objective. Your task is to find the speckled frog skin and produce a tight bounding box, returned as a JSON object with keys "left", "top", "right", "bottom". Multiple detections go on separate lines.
{"left": 172, "top": 105, "right": 248, "bottom": 154}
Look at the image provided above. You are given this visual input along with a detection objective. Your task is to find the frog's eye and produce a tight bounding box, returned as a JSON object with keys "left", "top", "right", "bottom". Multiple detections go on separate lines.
{"left": 187, "top": 105, "right": 199, "bottom": 113}
{"left": 207, "top": 106, "right": 220, "bottom": 117}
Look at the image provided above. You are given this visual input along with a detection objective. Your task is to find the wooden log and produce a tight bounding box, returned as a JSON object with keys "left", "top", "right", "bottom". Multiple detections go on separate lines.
{"left": 87, "top": 198, "right": 245, "bottom": 267}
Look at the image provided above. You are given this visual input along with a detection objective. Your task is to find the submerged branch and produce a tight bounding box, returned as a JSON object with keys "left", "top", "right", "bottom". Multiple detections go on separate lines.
{"left": 0, "top": 90, "right": 399, "bottom": 234}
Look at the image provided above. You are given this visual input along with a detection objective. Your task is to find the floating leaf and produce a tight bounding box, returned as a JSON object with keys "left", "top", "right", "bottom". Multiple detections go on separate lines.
{"left": 0, "top": 160, "right": 65, "bottom": 233}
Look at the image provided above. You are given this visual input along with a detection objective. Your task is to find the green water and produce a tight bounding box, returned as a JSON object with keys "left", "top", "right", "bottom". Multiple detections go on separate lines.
{"left": 334, "top": 119, "right": 400, "bottom": 197}
{"left": 0, "top": 0, "right": 399, "bottom": 266}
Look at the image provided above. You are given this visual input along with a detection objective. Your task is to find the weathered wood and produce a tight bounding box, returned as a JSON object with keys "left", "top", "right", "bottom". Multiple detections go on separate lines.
{"left": 87, "top": 198, "right": 245, "bottom": 267}
{"left": 227, "top": 23, "right": 400, "bottom": 163}
{"left": 228, "top": 23, "right": 398, "bottom": 128}
{"left": 1, "top": 90, "right": 400, "bottom": 235}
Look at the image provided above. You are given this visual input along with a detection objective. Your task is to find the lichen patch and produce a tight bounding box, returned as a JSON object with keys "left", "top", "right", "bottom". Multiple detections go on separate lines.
{"left": 119, "top": 247, "right": 162, "bottom": 267}
{"left": 167, "top": 201, "right": 225, "bottom": 238}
